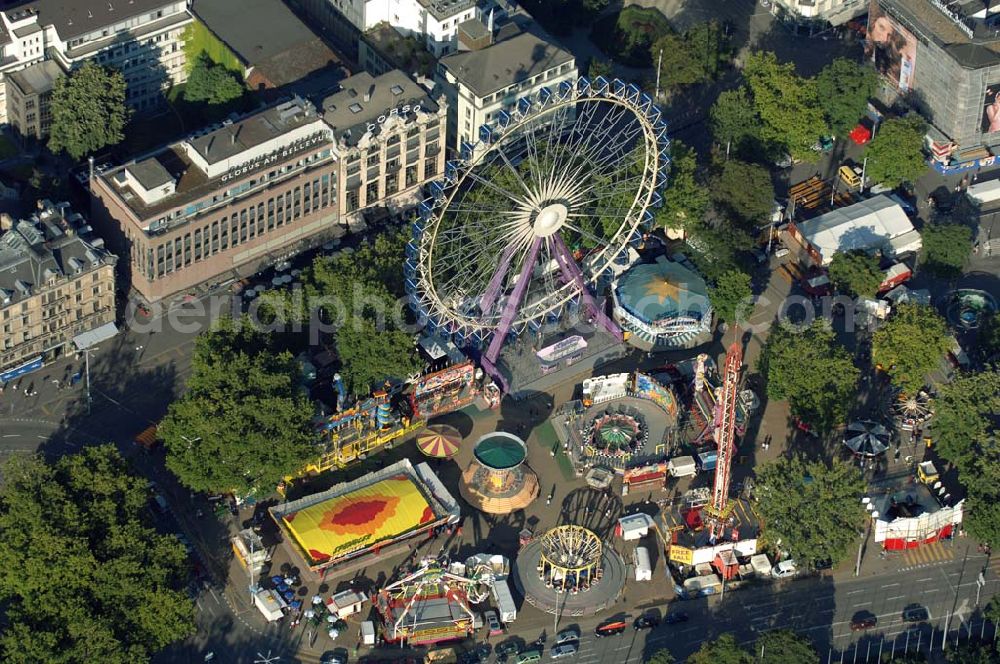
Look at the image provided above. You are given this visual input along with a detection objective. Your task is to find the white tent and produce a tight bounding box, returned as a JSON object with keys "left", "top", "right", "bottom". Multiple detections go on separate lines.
{"left": 794, "top": 195, "right": 918, "bottom": 265}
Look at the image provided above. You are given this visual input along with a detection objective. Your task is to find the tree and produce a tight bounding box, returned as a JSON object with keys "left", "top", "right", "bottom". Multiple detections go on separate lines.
{"left": 48, "top": 61, "right": 130, "bottom": 160}
{"left": 0, "top": 446, "right": 195, "bottom": 663}
{"left": 762, "top": 321, "right": 859, "bottom": 433}
{"left": 816, "top": 58, "right": 877, "bottom": 136}
{"left": 920, "top": 222, "right": 972, "bottom": 279}
{"left": 979, "top": 312, "right": 1000, "bottom": 360}
{"left": 709, "top": 269, "right": 753, "bottom": 325}
{"left": 711, "top": 159, "right": 775, "bottom": 225}
{"left": 646, "top": 649, "right": 676, "bottom": 664}
{"left": 932, "top": 370, "right": 1000, "bottom": 496}
{"left": 964, "top": 494, "right": 1000, "bottom": 550}
{"left": 160, "top": 316, "right": 316, "bottom": 496}
{"left": 184, "top": 54, "right": 245, "bottom": 105}
{"left": 864, "top": 115, "right": 928, "bottom": 188}
{"left": 756, "top": 629, "right": 820, "bottom": 664}
{"left": 650, "top": 22, "right": 728, "bottom": 94}
{"left": 335, "top": 317, "right": 423, "bottom": 396}
{"left": 589, "top": 58, "right": 613, "bottom": 81}
{"left": 871, "top": 303, "right": 950, "bottom": 393}
{"left": 710, "top": 86, "right": 763, "bottom": 155}
{"left": 827, "top": 250, "right": 883, "bottom": 298}
{"left": 986, "top": 595, "right": 1000, "bottom": 625}
{"left": 684, "top": 224, "right": 753, "bottom": 283}
{"left": 688, "top": 634, "right": 753, "bottom": 664}
{"left": 657, "top": 140, "right": 709, "bottom": 233}
{"left": 754, "top": 456, "right": 867, "bottom": 567}
{"left": 744, "top": 51, "right": 828, "bottom": 161}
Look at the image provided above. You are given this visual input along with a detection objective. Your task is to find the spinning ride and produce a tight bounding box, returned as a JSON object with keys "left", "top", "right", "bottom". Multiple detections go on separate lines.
{"left": 406, "top": 77, "right": 670, "bottom": 390}
{"left": 459, "top": 432, "right": 539, "bottom": 514}
{"left": 892, "top": 390, "right": 933, "bottom": 431}
{"left": 590, "top": 412, "right": 643, "bottom": 456}
{"left": 538, "top": 525, "right": 603, "bottom": 594}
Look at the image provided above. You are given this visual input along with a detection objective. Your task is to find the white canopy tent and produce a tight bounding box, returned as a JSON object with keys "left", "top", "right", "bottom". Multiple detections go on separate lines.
{"left": 794, "top": 195, "right": 919, "bottom": 265}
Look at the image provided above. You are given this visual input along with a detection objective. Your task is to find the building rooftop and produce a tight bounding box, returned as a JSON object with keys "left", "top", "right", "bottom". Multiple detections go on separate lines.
{"left": 417, "top": 0, "right": 477, "bottom": 21}
{"left": 100, "top": 98, "right": 332, "bottom": 222}
{"left": 4, "top": 0, "right": 177, "bottom": 41}
{"left": 439, "top": 15, "right": 574, "bottom": 96}
{"left": 322, "top": 70, "right": 438, "bottom": 145}
{"left": 0, "top": 201, "right": 114, "bottom": 307}
{"left": 192, "top": 0, "right": 343, "bottom": 88}
{"left": 882, "top": 0, "right": 1000, "bottom": 67}
{"left": 6, "top": 59, "right": 62, "bottom": 96}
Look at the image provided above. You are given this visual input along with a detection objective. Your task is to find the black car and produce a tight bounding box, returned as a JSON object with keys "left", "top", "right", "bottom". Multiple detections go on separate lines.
{"left": 663, "top": 612, "right": 689, "bottom": 625}
{"left": 902, "top": 604, "right": 930, "bottom": 623}
{"left": 495, "top": 641, "right": 521, "bottom": 657}
{"left": 633, "top": 615, "right": 661, "bottom": 630}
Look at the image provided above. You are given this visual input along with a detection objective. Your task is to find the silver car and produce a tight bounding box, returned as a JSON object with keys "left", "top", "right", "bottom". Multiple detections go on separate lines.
{"left": 550, "top": 644, "right": 577, "bottom": 660}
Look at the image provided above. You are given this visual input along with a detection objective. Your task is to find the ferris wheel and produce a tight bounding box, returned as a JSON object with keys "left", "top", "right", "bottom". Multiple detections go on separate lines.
{"left": 406, "top": 76, "right": 670, "bottom": 388}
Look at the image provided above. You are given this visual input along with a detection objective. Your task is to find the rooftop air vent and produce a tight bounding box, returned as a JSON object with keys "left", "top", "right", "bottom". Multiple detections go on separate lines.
{"left": 349, "top": 103, "right": 363, "bottom": 114}
{"left": 390, "top": 84, "right": 404, "bottom": 96}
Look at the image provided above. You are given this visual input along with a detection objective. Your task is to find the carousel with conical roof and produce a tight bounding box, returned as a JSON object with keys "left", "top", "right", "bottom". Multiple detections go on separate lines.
{"left": 459, "top": 432, "right": 539, "bottom": 514}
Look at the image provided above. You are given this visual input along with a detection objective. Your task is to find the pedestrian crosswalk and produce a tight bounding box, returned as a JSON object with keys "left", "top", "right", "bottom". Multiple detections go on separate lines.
{"left": 898, "top": 542, "right": 955, "bottom": 570}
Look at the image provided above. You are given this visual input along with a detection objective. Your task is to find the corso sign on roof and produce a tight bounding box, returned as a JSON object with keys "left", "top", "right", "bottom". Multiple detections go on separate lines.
{"left": 221, "top": 130, "right": 329, "bottom": 183}
{"left": 366, "top": 103, "right": 422, "bottom": 133}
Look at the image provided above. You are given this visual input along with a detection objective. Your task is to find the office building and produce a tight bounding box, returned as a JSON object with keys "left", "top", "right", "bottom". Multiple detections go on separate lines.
{"left": 0, "top": 200, "right": 117, "bottom": 379}
{"left": 90, "top": 97, "right": 341, "bottom": 304}
{"left": 435, "top": 13, "right": 576, "bottom": 151}
{"left": 867, "top": 0, "right": 1000, "bottom": 153}
{"left": 0, "top": 0, "right": 193, "bottom": 123}
{"left": 769, "top": 0, "right": 865, "bottom": 25}
{"left": 5, "top": 59, "right": 60, "bottom": 140}
{"left": 322, "top": 70, "right": 446, "bottom": 219}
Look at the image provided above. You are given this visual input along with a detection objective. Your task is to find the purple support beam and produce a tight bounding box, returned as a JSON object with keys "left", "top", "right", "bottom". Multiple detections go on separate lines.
{"left": 550, "top": 235, "right": 623, "bottom": 341}
{"left": 484, "top": 236, "right": 543, "bottom": 367}
{"left": 480, "top": 242, "right": 519, "bottom": 316}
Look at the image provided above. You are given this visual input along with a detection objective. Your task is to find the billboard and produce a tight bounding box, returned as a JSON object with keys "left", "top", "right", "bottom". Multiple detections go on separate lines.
{"left": 866, "top": 0, "right": 917, "bottom": 92}
{"left": 983, "top": 84, "right": 1000, "bottom": 133}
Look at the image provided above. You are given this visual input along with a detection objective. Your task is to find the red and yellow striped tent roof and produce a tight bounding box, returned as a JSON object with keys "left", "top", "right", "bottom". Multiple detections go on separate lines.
{"left": 282, "top": 474, "right": 436, "bottom": 563}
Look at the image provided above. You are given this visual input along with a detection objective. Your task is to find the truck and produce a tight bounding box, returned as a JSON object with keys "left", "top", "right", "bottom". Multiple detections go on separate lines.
{"left": 492, "top": 577, "right": 517, "bottom": 623}
{"left": 668, "top": 455, "right": 697, "bottom": 478}
{"left": 360, "top": 620, "right": 376, "bottom": 646}
{"left": 878, "top": 263, "right": 912, "bottom": 294}
{"left": 696, "top": 451, "right": 718, "bottom": 472}
{"left": 253, "top": 588, "right": 287, "bottom": 622}
{"left": 967, "top": 178, "right": 1000, "bottom": 208}
{"left": 634, "top": 546, "right": 652, "bottom": 582}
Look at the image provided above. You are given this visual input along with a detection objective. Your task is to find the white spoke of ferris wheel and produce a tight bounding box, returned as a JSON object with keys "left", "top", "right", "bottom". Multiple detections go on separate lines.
{"left": 493, "top": 142, "right": 539, "bottom": 204}
{"left": 435, "top": 226, "right": 534, "bottom": 295}
{"left": 563, "top": 221, "right": 620, "bottom": 249}
{"left": 552, "top": 105, "right": 632, "bottom": 198}
{"left": 463, "top": 169, "right": 527, "bottom": 207}
{"left": 558, "top": 100, "right": 631, "bottom": 176}
{"left": 575, "top": 170, "right": 648, "bottom": 207}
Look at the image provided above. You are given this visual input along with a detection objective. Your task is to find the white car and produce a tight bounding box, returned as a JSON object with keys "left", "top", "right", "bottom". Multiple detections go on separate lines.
{"left": 772, "top": 560, "right": 798, "bottom": 579}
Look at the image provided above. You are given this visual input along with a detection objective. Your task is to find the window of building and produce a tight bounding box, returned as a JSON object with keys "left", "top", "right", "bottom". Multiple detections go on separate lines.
{"left": 346, "top": 188, "right": 359, "bottom": 212}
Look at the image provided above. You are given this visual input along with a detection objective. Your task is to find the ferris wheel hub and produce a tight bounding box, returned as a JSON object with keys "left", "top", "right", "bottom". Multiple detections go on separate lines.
{"left": 532, "top": 202, "right": 569, "bottom": 237}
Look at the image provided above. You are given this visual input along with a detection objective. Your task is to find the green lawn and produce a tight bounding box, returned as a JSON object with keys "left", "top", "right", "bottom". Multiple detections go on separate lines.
{"left": 534, "top": 419, "right": 575, "bottom": 481}
{"left": 182, "top": 21, "right": 243, "bottom": 74}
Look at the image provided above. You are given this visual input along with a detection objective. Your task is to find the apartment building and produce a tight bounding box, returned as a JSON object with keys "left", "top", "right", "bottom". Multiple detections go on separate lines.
{"left": 322, "top": 70, "right": 446, "bottom": 217}
{"left": 0, "top": 200, "right": 117, "bottom": 380}
{"left": 90, "top": 97, "right": 341, "bottom": 304}
{"left": 435, "top": 13, "right": 576, "bottom": 151}
{"left": 5, "top": 59, "right": 60, "bottom": 140}
{"left": 0, "top": 0, "right": 192, "bottom": 125}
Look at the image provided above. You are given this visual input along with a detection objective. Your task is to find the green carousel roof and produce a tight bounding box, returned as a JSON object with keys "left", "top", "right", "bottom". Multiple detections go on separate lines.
{"left": 474, "top": 432, "right": 527, "bottom": 469}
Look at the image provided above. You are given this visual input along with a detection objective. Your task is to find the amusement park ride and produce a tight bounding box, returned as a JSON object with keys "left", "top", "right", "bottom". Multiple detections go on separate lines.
{"left": 702, "top": 341, "right": 743, "bottom": 541}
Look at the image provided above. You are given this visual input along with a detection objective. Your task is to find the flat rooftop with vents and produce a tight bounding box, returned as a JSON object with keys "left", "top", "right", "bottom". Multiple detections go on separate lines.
{"left": 99, "top": 97, "right": 333, "bottom": 226}
{"left": 322, "top": 70, "right": 437, "bottom": 146}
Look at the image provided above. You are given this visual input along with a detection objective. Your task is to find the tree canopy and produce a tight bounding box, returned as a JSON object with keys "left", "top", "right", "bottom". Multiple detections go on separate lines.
{"left": 160, "top": 316, "right": 316, "bottom": 496}
{"left": 0, "top": 446, "right": 195, "bottom": 663}
{"left": 48, "top": 61, "right": 130, "bottom": 160}
{"left": 709, "top": 269, "right": 753, "bottom": 325}
{"left": 658, "top": 140, "right": 709, "bottom": 233}
{"left": 757, "top": 629, "right": 820, "bottom": 664}
{"left": 919, "top": 222, "right": 972, "bottom": 279}
{"left": 184, "top": 54, "right": 245, "bottom": 105}
{"left": 762, "top": 321, "right": 859, "bottom": 433}
{"left": 651, "top": 21, "right": 728, "bottom": 93}
{"left": 827, "top": 250, "right": 883, "bottom": 298}
{"left": 646, "top": 649, "right": 677, "bottom": 664}
{"left": 864, "top": 115, "right": 928, "bottom": 188}
{"left": 688, "top": 634, "right": 753, "bottom": 664}
{"left": 711, "top": 158, "right": 775, "bottom": 225}
{"left": 588, "top": 58, "right": 613, "bottom": 81}
{"left": 257, "top": 229, "right": 424, "bottom": 396}
{"left": 684, "top": 224, "right": 754, "bottom": 283}
{"left": 979, "top": 313, "right": 1000, "bottom": 361}
{"left": 591, "top": 6, "right": 670, "bottom": 66}
{"left": 931, "top": 369, "right": 1000, "bottom": 547}
{"left": 754, "top": 455, "right": 867, "bottom": 567}
{"left": 744, "top": 51, "right": 828, "bottom": 161}
{"left": 816, "top": 58, "right": 877, "bottom": 136}
{"left": 709, "top": 86, "right": 763, "bottom": 156}
{"left": 871, "top": 303, "right": 950, "bottom": 393}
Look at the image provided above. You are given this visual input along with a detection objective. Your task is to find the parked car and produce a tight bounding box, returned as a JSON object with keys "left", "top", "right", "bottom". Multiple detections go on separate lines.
{"left": 772, "top": 560, "right": 798, "bottom": 579}
{"left": 496, "top": 641, "right": 522, "bottom": 659}
{"left": 663, "top": 612, "right": 689, "bottom": 625}
{"left": 902, "top": 604, "right": 929, "bottom": 622}
{"left": 549, "top": 644, "right": 577, "bottom": 660}
{"left": 484, "top": 610, "right": 503, "bottom": 636}
{"left": 515, "top": 650, "right": 542, "bottom": 664}
{"left": 633, "top": 614, "right": 660, "bottom": 630}
{"left": 850, "top": 612, "right": 878, "bottom": 631}
{"left": 555, "top": 628, "right": 579, "bottom": 644}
